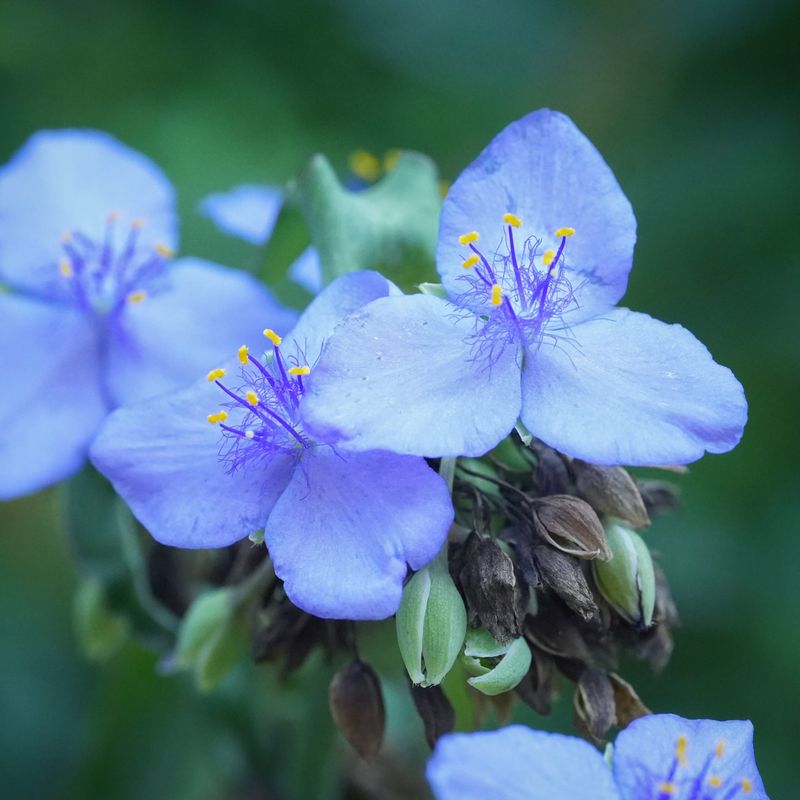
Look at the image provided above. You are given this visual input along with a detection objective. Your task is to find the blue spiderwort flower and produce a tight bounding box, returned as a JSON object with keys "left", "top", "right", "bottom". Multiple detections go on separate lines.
{"left": 427, "top": 714, "right": 769, "bottom": 800}
{"left": 0, "top": 130, "right": 297, "bottom": 500}
{"left": 201, "top": 183, "right": 323, "bottom": 293}
{"left": 90, "top": 271, "right": 454, "bottom": 620}
{"left": 300, "top": 110, "right": 747, "bottom": 465}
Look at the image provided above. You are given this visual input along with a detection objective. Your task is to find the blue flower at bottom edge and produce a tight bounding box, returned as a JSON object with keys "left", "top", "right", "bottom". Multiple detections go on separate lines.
{"left": 0, "top": 130, "right": 296, "bottom": 500}
{"left": 301, "top": 109, "right": 747, "bottom": 466}
{"left": 90, "top": 271, "right": 453, "bottom": 620}
{"left": 427, "top": 714, "right": 769, "bottom": 800}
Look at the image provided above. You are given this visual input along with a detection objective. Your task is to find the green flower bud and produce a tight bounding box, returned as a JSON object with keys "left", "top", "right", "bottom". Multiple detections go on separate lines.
{"left": 174, "top": 587, "right": 245, "bottom": 692}
{"left": 73, "top": 578, "right": 130, "bottom": 662}
{"left": 462, "top": 627, "right": 532, "bottom": 696}
{"left": 396, "top": 555, "right": 467, "bottom": 687}
{"left": 593, "top": 521, "right": 656, "bottom": 629}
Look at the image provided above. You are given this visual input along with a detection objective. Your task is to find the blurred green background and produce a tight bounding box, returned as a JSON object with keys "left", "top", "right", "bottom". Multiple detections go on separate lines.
{"left": 1, "top": 0, "right": 797, "bottom": 797}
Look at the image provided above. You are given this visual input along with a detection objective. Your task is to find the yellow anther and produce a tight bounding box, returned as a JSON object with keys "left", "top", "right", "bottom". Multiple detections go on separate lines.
{"left": 106, "top": 211, "right": 121, "bottom": 223}
{"left": 154, "top": 243, "right": 174, "bottom": 258}
{"left": 288, "top": 365, "right": 311, "bottom": 376}
{"left": 708, "top": 776, "right": 722, "bottom": 789}
{"left": 458, "top": 231, "right": 479, "bottom": 246}
{"left": 58, "top": 259, "right": 74, "bottom": 278}
{"left": 503, "top": 212, "right": 522, "bottom": 228}
{"left": 245, "top": 390, "right": 259, "bottom": 406}
{"left": 462, "top": 254, "right": 480, "bottom": 269}
{"left": 126, "top": 290, "right": 147, "bottom": 304}
{"left": 238, "top": 345, "right": 249, "bottom": 365}
{"left": 349, "top": 149, "right": 381, "bottom": 182}
{"left": 657, "top": 783, "right": 677, "bottom": 795}
{"left": 245, "top": 429, "right": 255, "bottom": 440}
{"left": 207, "top": 411, "right": 228, "bottom": 424}
{"left": 490, "top": 283, "right": 503, "bottom": 306}
{"left": 715, "top": 741, "right": 726, "bottom": 758}
{"left": 741, "top": 779, "right": 753, "bottom": 794}
{"left": 383, "top": 149, "right": 401, "bottom": 173}
{"left": 263, "top": 328, "right": 282, "bottom": 346}
{"left": 542, "top": 249, "right": 555, "bottom": 267}
{"left": 676, "top": 736, "right": 688, "bottom": 767}
{"left": 207, "top": 368, "right": 226, "bottom": 382}
{"left": 131, "top": 217, "right": 145, "bottom": 229}
{"left": 554, "top": 226, "right": 575, "bottom": 238}
{"left": 61, "top": 231, "right": 73, "bottom": 244}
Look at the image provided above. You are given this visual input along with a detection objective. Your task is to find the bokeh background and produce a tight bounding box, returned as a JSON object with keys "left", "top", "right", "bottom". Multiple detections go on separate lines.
{"left": 1, "top": 1, "right": 797, "bottom": 797}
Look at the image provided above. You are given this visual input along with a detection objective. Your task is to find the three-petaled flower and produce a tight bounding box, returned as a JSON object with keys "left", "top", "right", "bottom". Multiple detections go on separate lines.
{"left": 0, "top": 130, "right": 296, "bottom": 499}
{"left": 90, "top": 271, "right": 454, "bottom": 620}
{"left": 300, "top": 110, "right": 747, "bottom": 466}
{"left": 427, "top": 714, "right": 769, "bottom": 800}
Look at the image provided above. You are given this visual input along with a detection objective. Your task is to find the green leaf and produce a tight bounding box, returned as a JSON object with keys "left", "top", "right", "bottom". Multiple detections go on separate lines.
{"left": 296, "top": 151, "right": 441, "bottom": 290}
{"left": 73, "top": 578, "right": 130, "bottom": 662}
{"left": 62, "top": 466, "right": 178, "bottom": 652}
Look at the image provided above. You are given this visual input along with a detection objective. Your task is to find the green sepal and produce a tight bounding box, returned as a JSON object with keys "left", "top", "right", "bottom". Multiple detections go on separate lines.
{"left": 396, "top": 553, "right": 467, "bottom": 687}
{"left": 297, "top": 151, "right": 441, "bottom": 291}
{"left": 465, "top": 634, "right": 532, "bottom": 696}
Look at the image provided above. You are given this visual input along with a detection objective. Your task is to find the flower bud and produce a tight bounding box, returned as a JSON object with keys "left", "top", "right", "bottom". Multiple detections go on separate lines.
{"left": 329, "top": 659, "right": 385, "bottom": 759}
{"left": 396, "top": 555, "right": 467, "bottom": 687}
{"left": 532, "top": 495, "right": 611, "bottom": 560}
{"left": 174, "top": 587, "right": 246, "bottom": 692}
{"left": 572, "top": 459, "right": 651, "bottom": 528}
{"left": 592, "top": 521, "right": 656, "bottom": 629}
{"left": 462, "top": 627, "right": 532, "bottom": 696}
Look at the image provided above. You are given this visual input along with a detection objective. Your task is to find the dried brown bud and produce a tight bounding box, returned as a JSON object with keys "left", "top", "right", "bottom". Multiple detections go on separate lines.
{"left": 329, "top": 659, "right": 385, "bottom": 759}
{"left": 533, "top": 545, "right": 599, "bottom": 622}
{"left": 609, "top": 672, "right": 650, "bottom": 727}
{"left": 572, "top": 460, "right": 651, "bottom": 528}
{"left": 530, "top": 440, "right": 572, "bottom": 495}
{"left": 458, "top": 534, "right": 526, "bottom": 644}
{"left": 574, "top": 668, "right": 616, "bottom": 744}
{"left": 636, "top": 479, "right": 681, "bottom": 517}
{"left": 408, "top": 683, "right": 455, "bottom": 749}
{"left": 531, "top": 495, "right": 611, "bottom": 561}
{"left": 515, "top": 647, "right": 557, "bottom": 716}
{"left": 524, "top": 596, "right": 593, "bottom": 663}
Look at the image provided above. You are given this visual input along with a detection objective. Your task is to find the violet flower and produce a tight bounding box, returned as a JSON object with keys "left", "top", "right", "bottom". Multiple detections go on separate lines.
{"left": 301, "top": 110, "right": 747, "bottom": 465}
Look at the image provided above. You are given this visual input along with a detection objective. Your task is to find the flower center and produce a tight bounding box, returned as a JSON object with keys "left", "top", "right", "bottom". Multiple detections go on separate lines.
{"left": 654, "top": 735, "right": 754, "bottom": 800}
{"left": 206, "top": 329, "right": 311, "bottom": 473}
{"left": 455, "top": 217, "right": 580, "bottom": 356}
{"left": 57, "top": 212, "right": 173, "bottom": 315}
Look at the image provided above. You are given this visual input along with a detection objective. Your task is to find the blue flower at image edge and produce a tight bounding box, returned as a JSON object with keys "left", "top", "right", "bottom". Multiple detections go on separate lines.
{"left": 301, "top": 110, "right": 747, "bottom": 466}
{"left": 427, "top": 715, "right": 769, "bottom": 800}
{"left": 90, "top": 271, "right": 453, "bottom": 620}
{"left": 0, "top": 130, "right": 297, "bottom": 500}
{"left": 200, "top": 184, "right": 323, "bottom": 294}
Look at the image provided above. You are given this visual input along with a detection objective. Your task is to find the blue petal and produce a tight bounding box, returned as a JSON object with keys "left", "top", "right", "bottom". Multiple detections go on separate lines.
{"left": 288, "top": 245, "right": 323, "bottom": 294}
{"left": 519, "top": 308, "right": 747, "bottom": 465}
{"left": 90, "top": 376, "right": 295, "bottom": 548}
{"left": 302, "top": 294, "right": 522, "bottom": 457}
{"left": 285, "top": 269, "right": 399, "bottom": 364}
{"left": 265, "top": 448, "right": 452, "bottom": 619}
{"left": 0, "top": 129, "right": 177, "bottom": 296}
{"left": 0, "top": 295, "right": 108, "bottom": 499}
{"left": 613, "top": 714, "right": 769, "bottom": 800}
{"left": 200, "top": 184, "right": 283, "bottom": 245}
{"left": 427, "top": 726, "right": 620, "bottom": 800}
{"left": 438, "top": 109, "right": 635, "bottom": 322}
{"left": 105, "top": 257, "right": 299, "bottom": 406}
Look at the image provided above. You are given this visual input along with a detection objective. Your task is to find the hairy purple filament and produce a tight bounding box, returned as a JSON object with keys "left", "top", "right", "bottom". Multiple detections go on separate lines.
{"left": 214, "top": 346, "right": 310, "bottom": 474}
{"left": 58, "top": 214, "right": 171, "bottom": 314}
{"left": 457, "top": 223, "right": 582, "bottom": 367}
